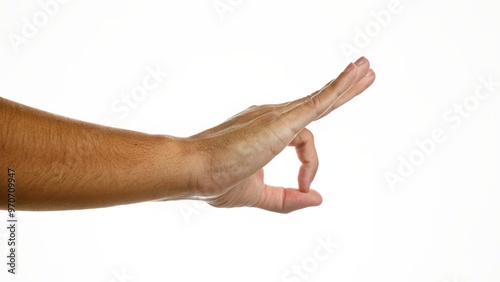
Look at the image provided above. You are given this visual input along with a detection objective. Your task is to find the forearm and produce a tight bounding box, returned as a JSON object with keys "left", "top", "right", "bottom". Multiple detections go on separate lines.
{"left": 0, "top": 97, "right": 195, "bottom": 211}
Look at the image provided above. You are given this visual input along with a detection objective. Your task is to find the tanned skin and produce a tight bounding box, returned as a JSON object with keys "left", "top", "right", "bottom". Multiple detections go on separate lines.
{"left": 0, "top": 57, "right": 375, "bottom": 213}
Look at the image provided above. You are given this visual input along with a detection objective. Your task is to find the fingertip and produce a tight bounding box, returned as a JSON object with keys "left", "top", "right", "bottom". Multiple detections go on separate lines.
{"left": 308, "top": 189, "right": 323, "bottom": 206}
{"left": 282, "top": 188, "right": 322, "bottom": 213}
{"left": 363, "top": 69, "right": 376, "bottom": 86}
{"left": 354, "top": 56, "right": 367, "bottom": 66}
{"left": 343, "top": 62, "right": 357, "bottom": 74}
{"left": 342, "top": 63, "right": 360, "bottom": 85}
{"left": 298, "top": 185, "right": 310, "bottom": 193}
{"left": 366, "top": 68, "right": 375, "bottom": 78}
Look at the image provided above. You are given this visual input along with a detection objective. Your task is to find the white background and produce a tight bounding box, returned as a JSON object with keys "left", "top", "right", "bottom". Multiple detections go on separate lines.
{"left": 1, "top": 0, "right": 499, "bottom": 281}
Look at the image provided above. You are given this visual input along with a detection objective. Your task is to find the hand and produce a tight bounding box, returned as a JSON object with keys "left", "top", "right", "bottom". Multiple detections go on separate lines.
{"left": 187, "top": 57, "right": 375, "bottom": 213}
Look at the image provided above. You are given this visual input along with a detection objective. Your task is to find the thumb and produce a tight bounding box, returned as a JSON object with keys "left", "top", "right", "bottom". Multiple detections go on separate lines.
{"left": 255, "top": 185, "right": 323, "bottom": 213}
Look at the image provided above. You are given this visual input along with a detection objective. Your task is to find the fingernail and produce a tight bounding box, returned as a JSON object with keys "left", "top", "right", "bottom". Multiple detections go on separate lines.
{"left": 354, "top": 56, "right": 366, "bottom": 66}
{"left": 344, "top": 63, "right": 355, "bottom": 73}
{"left": 365, "top": 69, "right": 375, "bottom": 77}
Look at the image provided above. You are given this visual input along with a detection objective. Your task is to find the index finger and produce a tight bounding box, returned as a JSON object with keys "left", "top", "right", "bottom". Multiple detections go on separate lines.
{"left": 279, "top": 62, "right": 360, "bottom": 135}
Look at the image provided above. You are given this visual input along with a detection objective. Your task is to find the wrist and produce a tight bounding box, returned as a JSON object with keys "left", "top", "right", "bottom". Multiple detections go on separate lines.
{"left": 152, "top": 135, "right": 202, "bottom": 200}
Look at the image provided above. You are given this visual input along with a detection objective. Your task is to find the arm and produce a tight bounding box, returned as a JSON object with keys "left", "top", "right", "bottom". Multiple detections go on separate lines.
{"left": 0, "top": 97, "right": 197, "bottom": 210}
{"left": 1, "top": 57, "right": 375, "bottom": 213}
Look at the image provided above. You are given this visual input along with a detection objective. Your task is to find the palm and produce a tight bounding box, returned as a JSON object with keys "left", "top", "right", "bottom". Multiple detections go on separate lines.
{"left": 207, "top": 169, "right": 265, "bottom": 209}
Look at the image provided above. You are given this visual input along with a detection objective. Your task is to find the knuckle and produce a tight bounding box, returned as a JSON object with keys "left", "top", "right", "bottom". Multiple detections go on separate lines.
{"left": 303, "top": 95, "right": 321, "bottom": 117}
{"left": 258, "top": 111, "right": 280, "bottom": 124}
